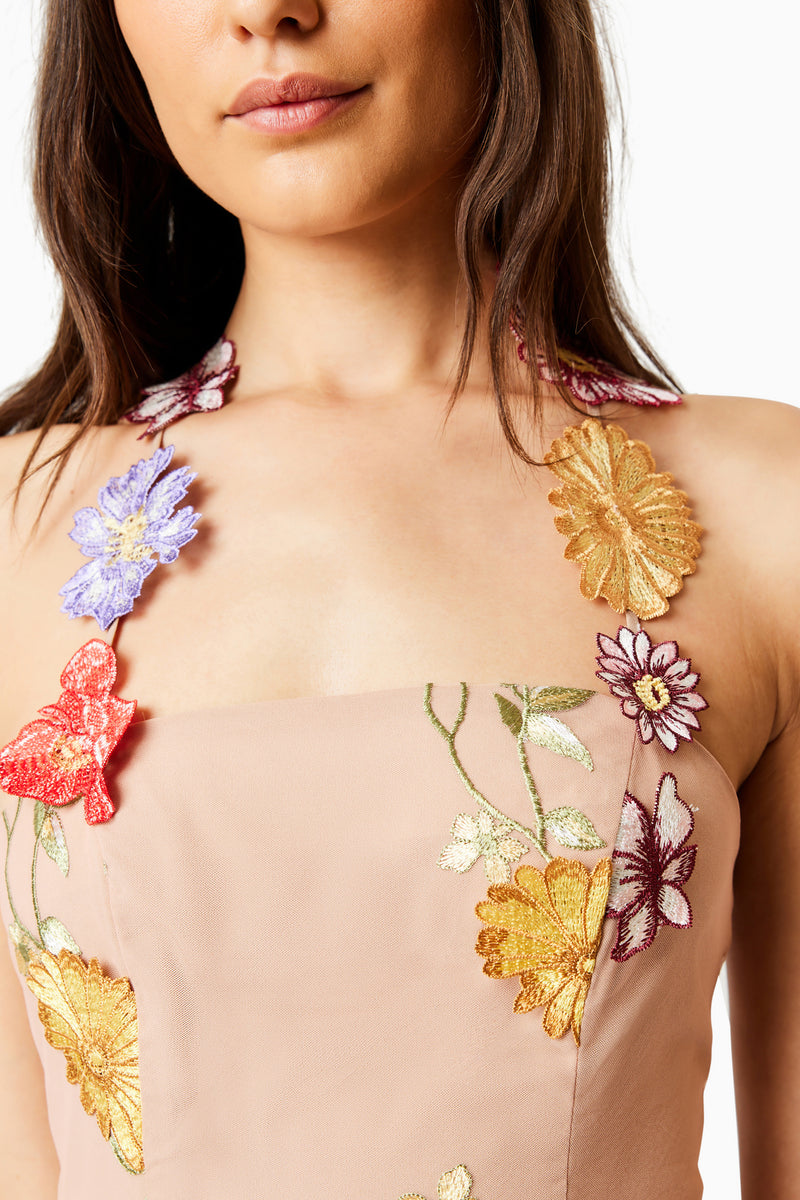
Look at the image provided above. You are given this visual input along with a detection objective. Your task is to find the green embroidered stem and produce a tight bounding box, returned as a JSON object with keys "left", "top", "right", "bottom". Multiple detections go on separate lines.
{"left": 3, "top": 801, "right": 37, "bottom": 942}
{"left": 424, "top": 684, "right": 550, "bottom": 860}
{"left": 31, "top": 827, "right": 45, "bottom": 941}
{"left": 516, "top": 687, "right": 549, "bottom": 853}
{"left": 515, "top": 734, "right": 549, "bottom": 852}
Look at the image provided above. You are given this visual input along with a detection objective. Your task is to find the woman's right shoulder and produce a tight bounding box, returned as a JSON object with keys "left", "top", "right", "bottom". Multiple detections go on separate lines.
{"left": 0, "top": 422, "right": 139, "bottom": 553}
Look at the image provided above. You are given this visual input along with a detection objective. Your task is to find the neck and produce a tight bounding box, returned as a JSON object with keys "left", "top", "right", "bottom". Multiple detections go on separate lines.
{"left": 224, "top": 194, "right": 501, "bottom": 403}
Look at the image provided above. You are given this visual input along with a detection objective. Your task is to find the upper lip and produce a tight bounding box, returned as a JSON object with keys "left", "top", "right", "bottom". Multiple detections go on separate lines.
{"left": 228, "top": 74, "right": 364, "bottom": 115}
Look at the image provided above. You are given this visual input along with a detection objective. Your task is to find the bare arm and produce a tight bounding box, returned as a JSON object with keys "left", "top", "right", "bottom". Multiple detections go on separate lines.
{"left": 727, "top": 423, "right": 800, "bottom": 1198}
{"left": 0, "top": 431, "right": 63, "bottom": 1195}
{"left": 0, "top": 932, "right": 60, "bottom": 1197}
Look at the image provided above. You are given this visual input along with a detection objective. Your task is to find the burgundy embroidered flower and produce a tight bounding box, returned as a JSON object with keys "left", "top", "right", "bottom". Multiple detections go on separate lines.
{"left": 596, "top": 626, "right": 708, "bottom": 752}
{"left": 0, "top": 641, "right": 136, "bottom": 825}
{"left": 124, "top": 337, "right": 238, "bottom": 437}
{"left": 606, "top": 772, "right": 697, "bottom": 962}
{"left": 508, "top": 311, "right": 681, "bottom": 408}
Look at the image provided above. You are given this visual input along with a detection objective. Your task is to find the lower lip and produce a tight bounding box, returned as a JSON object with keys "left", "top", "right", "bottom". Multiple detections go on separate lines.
{"left": 231, "top": 87, "right": 368, "bottom": 134}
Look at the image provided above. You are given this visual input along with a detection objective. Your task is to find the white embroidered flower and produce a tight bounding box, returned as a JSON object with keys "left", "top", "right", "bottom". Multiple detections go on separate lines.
{"left": 438, "top": 810, "right": 528, "bottom": 884}
{"left": 606, "top": 772, "right": 697, "bottom": 962}
{"left": 596, "top": 626, "right": 708, "bottom": 752}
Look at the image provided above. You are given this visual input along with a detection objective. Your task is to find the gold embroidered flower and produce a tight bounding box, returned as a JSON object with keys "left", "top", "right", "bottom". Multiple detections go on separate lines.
{"left": 25, "top": 948, "right": 144, "bottom": 1174}
{"left": 475, "top": 856, "right": 612, "bottom": 1045}
{"left": 544, "top": 420, "right": 701, "bottom": 619}
{"left": 400, "top": 1164, "right": 477, "bottom": 1200}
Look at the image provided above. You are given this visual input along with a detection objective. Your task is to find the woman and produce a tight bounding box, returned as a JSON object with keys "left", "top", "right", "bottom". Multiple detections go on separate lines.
{"left": 0, "top": 1, "right": 796, "bottom": 1196}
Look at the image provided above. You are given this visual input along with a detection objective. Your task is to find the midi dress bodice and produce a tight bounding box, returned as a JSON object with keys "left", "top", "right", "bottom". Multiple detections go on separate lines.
{"left": 0, "top": 342, "right": 741, "bottom": 1200}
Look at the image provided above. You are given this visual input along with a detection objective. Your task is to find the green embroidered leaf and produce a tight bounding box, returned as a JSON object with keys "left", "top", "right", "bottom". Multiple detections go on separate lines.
{"left": 495, "top": 693, "right": 523, "bottom": 738}
{"left": 543, "top": 807, "right": 606, "bottom": 850}
{"left": 528, "top": 687, "right": 594, "bottom": 714}
{"left": 40, "top": 813, "right": 69, "bottom": 877}
{"left": 39, "top": 916, "right": 81, "bottom": 957}
{"left": 8, "top": 922, "right": 41, "bottom": 971}
{"left": 523, "top": 713, "right": 594, "bottom": 770}
{"left": 33, "top": 800, "right": 48, "bottom": 839}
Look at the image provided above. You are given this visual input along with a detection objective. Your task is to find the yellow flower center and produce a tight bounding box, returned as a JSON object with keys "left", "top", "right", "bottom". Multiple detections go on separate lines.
{"left": 104, "top": 508, "right": 153, "bottom": 564}
{"left": 596, "top": 491, "right": 635, "bottom": 540}
{"left": 575, "top": 953, "right": 595, "bottom": 979}
{"left": 49, "top": 734, "right": 93, "bottom": 774}
{"left": 633, "top": 674, "right": 671, "bottom": 713}
{"left": 86, "top": 1044, "right": 109, "bottom": 1078}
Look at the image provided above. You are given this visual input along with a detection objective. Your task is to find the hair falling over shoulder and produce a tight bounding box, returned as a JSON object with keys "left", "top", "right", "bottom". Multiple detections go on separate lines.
{"left": 1, "top": 0, "right": 678, "bottom": 501}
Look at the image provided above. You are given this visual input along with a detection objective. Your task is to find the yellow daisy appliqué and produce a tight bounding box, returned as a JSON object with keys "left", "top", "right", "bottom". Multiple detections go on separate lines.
{"left": 475, "top": 857, "right": 612, "bottom": 1046}
{"left": 25, "top": 948, "right": 144, "bottom": 1174}
{"left": 544, "top": 419, "right": 701, "bottom": 619}
{"left": 400, "top": 1164, "right": 478, "bottom": 1200}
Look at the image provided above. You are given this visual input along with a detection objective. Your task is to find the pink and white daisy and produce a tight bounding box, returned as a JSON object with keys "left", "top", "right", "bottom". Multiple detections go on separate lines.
{"left": 607, "top": 772, "right": 697, "bottom": 962}
{"left": 125, "top": 337, "right": 239, "bottom": 437}
{"left": 596, "top": 626, "right": 708, "bottom": 753}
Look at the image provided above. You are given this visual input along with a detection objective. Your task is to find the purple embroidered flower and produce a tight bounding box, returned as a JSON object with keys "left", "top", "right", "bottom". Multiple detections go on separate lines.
{"left": 596, "top": 626, "right": 708, "bottom": 753}
{"left": 508, "top": 311, "right": 680, "bottom": 408}
{"left": 124, "top": 338, "right": 238, "bottom": 437}
{"left": 58, "top": 445, "right": 200, "bottom": 631}
{"left": 606, "top": 772, "right": 697, "bottom": 962}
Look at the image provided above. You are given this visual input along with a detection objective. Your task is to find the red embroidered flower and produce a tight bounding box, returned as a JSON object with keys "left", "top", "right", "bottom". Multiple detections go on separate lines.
{"left": 0, "top": 641, "right": 136, "bottom": 825}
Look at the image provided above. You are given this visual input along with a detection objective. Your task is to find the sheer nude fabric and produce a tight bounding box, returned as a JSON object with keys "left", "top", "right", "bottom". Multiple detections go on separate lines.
{"left": 1, "top": 681, "right": 738, "bottom": 1199}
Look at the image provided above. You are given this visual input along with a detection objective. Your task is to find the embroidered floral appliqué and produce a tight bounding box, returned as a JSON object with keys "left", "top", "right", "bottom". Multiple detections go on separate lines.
{"left": 26, "top": 949, "right": 144, "bottom": 1173}
{"left": 596, "top": 626, "right": 708, "bottom": 752}
{"left": 124, "top": 336, "right": 239, "bottom": 437}
{"left": 2, "top": 709, "right": 145, "bottom": 1173}
{"left": 58, "top": 443, "right": 200, "bottom": 631}
{"left": 400, "top": 1163, "right": 478, "bottom": 1200}
{"left": 508, "top": 311, "right": 681, "bottom": 408}
{"left": 544, "top": 419, "right": 702, "bottom": 620}
{"left": 476, "top": 857, "right": 612, "bottom": 1045}
{"left": 0, "top": 640, "right": 136, "bottom": 825}
{"left": 425, "top": 683, "right": 612, "bottom": 1042}
{"left": 606, "top": 772, "right": 697, "bottom": 962}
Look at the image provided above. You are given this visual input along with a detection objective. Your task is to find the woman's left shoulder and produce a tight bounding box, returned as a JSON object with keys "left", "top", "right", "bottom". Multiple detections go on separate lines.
{"left": 612, "top": 390, "right": 800, "bottom": 539}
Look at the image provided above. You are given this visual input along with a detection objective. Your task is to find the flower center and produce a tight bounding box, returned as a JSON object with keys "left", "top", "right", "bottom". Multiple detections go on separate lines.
{"left": 596, "top": 491, "right": 634, "bottom": 540}
{"left": 49, "top": 734, "right": 93, "bottom": 774}
{"left": 633, "top": 674, "right": 671, "bottom": 712}
{"left": 85, "top": 1044, "right": 109, "bottom": 1078}
{"left": 104, "top": 508, "right": 153, "bottom": 564}
{"left": 575, "top": 953, "right": 595, "bottom": 978}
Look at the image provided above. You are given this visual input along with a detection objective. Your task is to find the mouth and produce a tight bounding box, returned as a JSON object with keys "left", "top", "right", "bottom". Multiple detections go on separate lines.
{"left": 227, "top": 74, "right": 370, "bottom": 134}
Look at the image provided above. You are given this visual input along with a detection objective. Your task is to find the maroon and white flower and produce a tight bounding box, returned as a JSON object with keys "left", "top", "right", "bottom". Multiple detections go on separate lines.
{"left": 508, "top": 310, "right": 681, "bottom": 408}
{"left": 607, "top": 772, "right": 697, "bottom": 962}
{"left": 596, "top": 626, "right": 708, "bottom": 753}
{"left": 125, "top": 338, "right": 239, "bottom": 437}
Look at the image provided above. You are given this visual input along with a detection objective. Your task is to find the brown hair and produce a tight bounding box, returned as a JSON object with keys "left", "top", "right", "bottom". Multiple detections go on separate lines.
{"left": 2, "top": 0, "right": 678, "bottom": 498}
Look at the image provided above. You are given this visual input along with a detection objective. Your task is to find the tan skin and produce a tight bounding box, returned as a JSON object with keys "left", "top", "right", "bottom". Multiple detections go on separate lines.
{"left": 0, "top": 1, "right": 798, "bottom": 1196}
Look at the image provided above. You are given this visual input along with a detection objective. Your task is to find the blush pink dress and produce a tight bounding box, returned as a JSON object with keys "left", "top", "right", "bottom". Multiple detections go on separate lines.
{"left": 0, "top": 358, "right": 739, "bottom": 1199}
{"left": 1, "top": 680, "right": 738, "bottom": 1199}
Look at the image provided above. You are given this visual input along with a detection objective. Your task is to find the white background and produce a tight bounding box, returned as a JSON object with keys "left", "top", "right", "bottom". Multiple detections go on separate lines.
{"left": 1, "top": 3, "right": 798, "bottom": 1196}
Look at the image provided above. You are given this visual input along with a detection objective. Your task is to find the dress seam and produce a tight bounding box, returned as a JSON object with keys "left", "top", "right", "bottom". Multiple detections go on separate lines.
{"left": 564, "top": 715, "right": 639, "bottom": 1197}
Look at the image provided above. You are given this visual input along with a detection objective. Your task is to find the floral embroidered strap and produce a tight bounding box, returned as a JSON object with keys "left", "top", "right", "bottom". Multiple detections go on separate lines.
{"left": 0, "top": 640, "right": 136, "bottom": 825}
{"left": 0, "top": 438, "right": 200, "bottom": 1174}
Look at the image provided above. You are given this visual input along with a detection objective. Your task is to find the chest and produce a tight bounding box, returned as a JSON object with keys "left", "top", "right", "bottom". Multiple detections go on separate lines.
{"left": 0, "top": 401, "right": 767, "bottom": 790}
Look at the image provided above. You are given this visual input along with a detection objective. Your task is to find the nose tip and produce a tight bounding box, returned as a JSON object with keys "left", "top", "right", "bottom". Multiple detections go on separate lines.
{"left": 231, "top": 0, "right": 322, "bottom": 40}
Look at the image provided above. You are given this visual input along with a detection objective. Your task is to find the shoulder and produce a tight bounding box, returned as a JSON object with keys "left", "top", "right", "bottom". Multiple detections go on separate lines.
{"left": 605, "top": 390, "right": 800, "bottom": 549}
{"left": 613, "top": 390, "right": 800, "bottom": 731}
{"left": 0, "top": 422, "right": 143, "bottom": 549}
